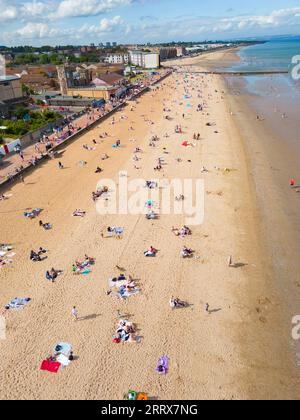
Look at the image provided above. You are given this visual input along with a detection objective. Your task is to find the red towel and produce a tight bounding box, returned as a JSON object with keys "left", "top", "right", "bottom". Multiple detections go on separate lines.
{"left": 40, "top": 360, "right": 61, "bottom": 373}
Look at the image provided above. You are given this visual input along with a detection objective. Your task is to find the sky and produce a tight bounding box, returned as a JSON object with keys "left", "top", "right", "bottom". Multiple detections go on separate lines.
{"left": 1, "top": 0, "right": 300, "bottom": 46}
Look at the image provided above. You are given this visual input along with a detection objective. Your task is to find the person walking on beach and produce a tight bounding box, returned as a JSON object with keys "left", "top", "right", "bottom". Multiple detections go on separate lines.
{"left": 72, "top": 306, "right": 78, "bottom": 321}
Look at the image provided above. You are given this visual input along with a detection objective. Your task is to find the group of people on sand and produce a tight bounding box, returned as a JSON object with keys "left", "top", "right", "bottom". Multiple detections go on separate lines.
{"left": 92, "top": 186, "right": 109, "bottom": 201}
{"left": 113, "top": 320, "right": 139, "bottom": 343}
{"left": 30, "top": 248, "right": 47, "bottom": 262}
{"left": 172, "top": 226, "right": 192, "bottom": 238}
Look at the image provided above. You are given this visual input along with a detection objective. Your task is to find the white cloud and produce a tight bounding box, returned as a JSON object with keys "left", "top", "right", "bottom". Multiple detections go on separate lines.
{"left": 2, "top": 5, "right": 300, "bottom": 44}
{"left": 2, "top": 15, "right": 126, "bottom": 43}
{"left": 55, "top": 0, "right": 133, "bottom": 19}
{"left": 21, "top": 1, "right": 52, "bottom": 17}
{"left": 0, "top": 1, "right": 17, "bottom": 22}
{"left": 15, "top": 22, "right": 58, "bottom": 39}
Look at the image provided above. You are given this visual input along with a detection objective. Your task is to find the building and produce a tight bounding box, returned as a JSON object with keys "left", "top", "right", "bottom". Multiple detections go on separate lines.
{"left": 112, "top": 42, "right": 117, "bottom": 47}
{"left": 176, "top": 46, "right": 187, "bottom": 57}
{"left": 149, "top": 47, "right": 177, "bottom": 60}
{"left": 129, "top": 51, "right": 160, "bottom": 69}
{"left": 5, "top": 65, "right": 59, "bottom": 93}
{"left": 57, "top": 64, "right": 127, "bottom": 100}
{"left": 104, "top": 53, "right": 129, "bottom": 65}
{"left": 0, "top": 75, "right": 26, "bottom": 117}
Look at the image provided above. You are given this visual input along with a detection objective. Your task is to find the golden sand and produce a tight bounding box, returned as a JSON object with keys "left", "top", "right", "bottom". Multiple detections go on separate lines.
{"left": 0, "top": 53, "right": 299, "bottom": 399}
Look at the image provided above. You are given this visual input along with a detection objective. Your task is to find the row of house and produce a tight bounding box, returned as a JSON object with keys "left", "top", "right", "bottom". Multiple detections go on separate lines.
{"left": 104, "top": 46, "right": 187, "bottom": 67}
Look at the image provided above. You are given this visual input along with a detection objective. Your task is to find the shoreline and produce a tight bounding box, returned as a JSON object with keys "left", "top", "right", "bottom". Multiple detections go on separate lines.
{"left": 168, "top": 49, "right": 300, "bottom": 398}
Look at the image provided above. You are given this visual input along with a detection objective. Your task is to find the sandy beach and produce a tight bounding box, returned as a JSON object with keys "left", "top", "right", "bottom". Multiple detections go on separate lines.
{"left": 0, "top": 50, "right": 299, "bottom": 400}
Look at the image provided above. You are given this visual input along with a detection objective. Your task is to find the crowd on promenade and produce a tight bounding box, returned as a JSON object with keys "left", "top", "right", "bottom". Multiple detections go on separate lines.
{"left": 0, "top": 70, "right": 172, "bottom": 186}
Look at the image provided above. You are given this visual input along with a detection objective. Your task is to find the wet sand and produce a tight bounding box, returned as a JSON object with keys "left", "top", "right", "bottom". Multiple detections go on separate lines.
{"left": 225, "top": 74, "right": 300, "bottom": 372}
{"left": 167, "top": 50, "right": 300, "bottom": 398}
{"left": 0, "top": 51, "right": 299, "bottom": 400}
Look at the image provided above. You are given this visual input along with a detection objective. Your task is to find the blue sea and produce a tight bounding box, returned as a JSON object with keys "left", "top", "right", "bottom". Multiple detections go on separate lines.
{"left": 231, "top": 37, "right": 300, "bottom": 73}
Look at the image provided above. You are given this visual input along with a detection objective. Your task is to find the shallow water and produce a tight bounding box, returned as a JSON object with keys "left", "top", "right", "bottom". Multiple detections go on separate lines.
{"left": 230, "top": 38, "right": 300, "bottom": 73}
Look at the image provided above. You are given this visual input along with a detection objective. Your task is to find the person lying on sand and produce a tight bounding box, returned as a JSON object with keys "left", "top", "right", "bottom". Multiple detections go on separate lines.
{"left": 72, "top": 209, "right": 86, "bottom": 217}
{"left": 175, "top": 194, "right": 185, "bottom": 202}
{"left": 95, "top": 167, "right": 103, "bottom": 173}
{"left": 39, "top": 221, "right": 52, "bottom": 230}
{"left": 144, "top": 246, "right": 158, "bottom": 257}
{"left": 0, "top": 194, "right": 10, "bottom": 201}
{"left": 30, "top": 249, "right": 47, "bottom": 262}
{"left": 169, "top": 297, "right": 187, "bottom": 309}
{"left": 172, "top": 226, "right": 191, "bottom": 237}
{"left": 146, "top": 181, "right": 158, "bottom": 189}
{"left": 180, "top": 247, "right": 195, "bottom": 258}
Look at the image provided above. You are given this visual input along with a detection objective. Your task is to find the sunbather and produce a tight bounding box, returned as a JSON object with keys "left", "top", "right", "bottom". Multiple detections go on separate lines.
{"left": 180, "top": 246, "right": 195, "bottom": 258}
{"left": 72, "top": 209, "right": 86, "bottom": 217}
{"left": 24, "top": 208, "right": 42, "bottom": 219}
{"left": 144, "top": 246, "right": 158, "bottom": 257}
{"left": 172, "top": 226, "right": 191, "bottom": 237}
{"left": 30, "top": 250, "right": 42, "bottom": 262}
{"left": 39, "top": 221, "right": 52, "bottom": 230}
{"left": 169, "top": 297, "right": 187, "bottom": 309}
{"left": 175, "top": 194, "right": 185, "bottom": 202}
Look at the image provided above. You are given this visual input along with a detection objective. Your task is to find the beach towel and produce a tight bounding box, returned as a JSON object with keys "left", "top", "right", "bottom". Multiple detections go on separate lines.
{"left": 40, "top": 360, "right": 61, "bottom": 373}
{"left": 117, "top": 285, "right": 140, "bottom": 300}
{"left": 56, "top": 354, "right": 71, "bottom": 367}
{"left": 81, "top": 269, "right": 92, "bottom": 276}
{"left": 156, "top": 355, "right": 169, "bottom": 375}
{"left": 7, "top": 297, "right": 31, "bottom": 310}
{"left": 54, "top": 342, "right": 72, "bottom": 357}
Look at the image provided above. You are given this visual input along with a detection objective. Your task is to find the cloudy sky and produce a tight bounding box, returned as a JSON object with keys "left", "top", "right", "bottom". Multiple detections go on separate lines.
{"left": 1, "top": 0, "right": 300, "bottom": 46}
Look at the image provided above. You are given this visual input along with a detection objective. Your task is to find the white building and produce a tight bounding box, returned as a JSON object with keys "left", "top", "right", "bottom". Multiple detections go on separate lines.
{"left": 104, "top": 54, "right": 129, "bottom": 64}
{"left": 129, "top": 51, "right": 160, "bottom": 69}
